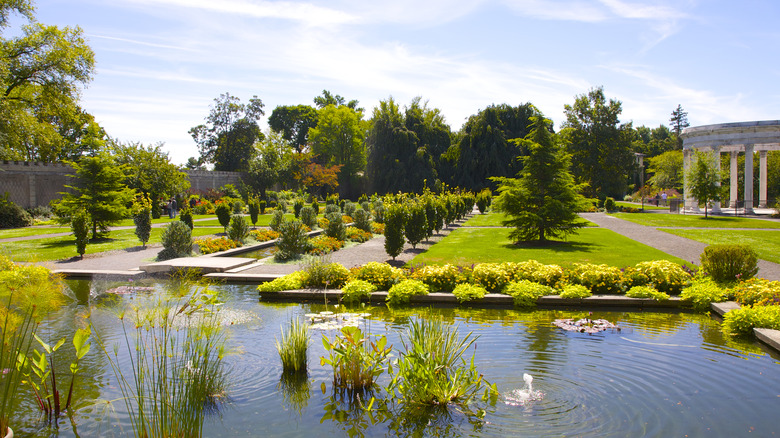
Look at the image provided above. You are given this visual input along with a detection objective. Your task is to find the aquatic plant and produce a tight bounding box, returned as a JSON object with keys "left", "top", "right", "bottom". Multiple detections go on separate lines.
{"left": 321, "top": 326, "right": 391, "bottom": 394}
{"left": 275, "top": 318, "right": 309, "bottom": 374}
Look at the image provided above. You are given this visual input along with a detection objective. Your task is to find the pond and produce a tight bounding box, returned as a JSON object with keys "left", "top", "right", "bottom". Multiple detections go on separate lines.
{"left": 13, "top": 279, "right": 780, "bottom": 437}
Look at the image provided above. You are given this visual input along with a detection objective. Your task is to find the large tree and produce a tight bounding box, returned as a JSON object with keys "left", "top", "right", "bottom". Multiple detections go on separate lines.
{"left": 245, "top": 130, "right": 294, "bottom": 198}
{"left": 0, "top": 1, "right": 100, "bottom": 162}
{"left": 189, "top": 92, "right": 264, "bottom": 170}
{"left": 308, "top": 104, "right": 366, "bottom": 198}
{"left": 111, "top": 140, "right": 190, "bottom": 205}
{"left": 562, "top": 87, "right": 636, "bottom": 199}
{"left": 52, "top": 153, "right": 134, "bottom": 239}
{"left": 313, "top": 89, "right": 361, "bottom": 112}
{"left": 647, "top": 150, "right": 683, "bottom": 191}
{"left": 669, "top": 104, "right": 689, "bottom": 149}
{"left": 268, "top": 104, "right": 318, "bottom": 153}
{"left": 491, "top": 116, "right": 588, "bottom": 243}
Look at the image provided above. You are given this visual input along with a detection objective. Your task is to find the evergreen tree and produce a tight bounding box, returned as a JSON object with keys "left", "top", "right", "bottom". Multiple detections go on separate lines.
{"left": 492, "top": 116, "right": 588, "bottom": 243}
{"left": 685, "top": 151, "right": 721, "bottom": 218}
{"left": 384, "top": 203, "right": 407, "bottom": 260}
{"left": 669, "top": 104, "right": 690, "bottom": 149}
{"left": 404, "top": 200, "right": 427, "bottom": 249}
{"left": 132, "top": 194, "right": 153, "bottom": 247}
{"left": 53, "top": 153, "right": 134, "bottom": 239}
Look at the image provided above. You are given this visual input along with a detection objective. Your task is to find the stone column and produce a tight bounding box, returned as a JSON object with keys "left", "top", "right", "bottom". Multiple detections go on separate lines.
{"left": 711, "top": 146, "right": 721, "bottom": 213}
{"left": 744, "top": 144, "right": 754, "bottom": 214}
{"left": 730, "top": 151, "right": 739, "bottom": 208}
{"left": 683, "top": 149, "right": 696, "bottom": 211}
{"left": 759, "top": 150, "right": 768, "bottom": 208}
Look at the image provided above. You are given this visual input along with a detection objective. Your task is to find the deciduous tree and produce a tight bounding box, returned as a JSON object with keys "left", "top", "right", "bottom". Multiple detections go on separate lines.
{"left": 686, "top": 150, "right": 721, "bottom": 218}
{"left": 268, "top": 104, "right": 318, "bottom": 153}
{"left": 308, "top": 104, "right": 366, "bottom": 198}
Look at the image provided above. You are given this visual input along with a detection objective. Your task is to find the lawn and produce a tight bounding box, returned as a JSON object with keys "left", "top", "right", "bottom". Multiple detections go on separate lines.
{"left": 463, "top": 211, "right": 596, "bottom": 227}
{"left": 661, "top": 229, "right": 780, "bottom": 264}
{"left": 195, "top": 213, "right": 296, "bottom": 227}
{"left": 2, "top": 227, "right": 223, "bottom": 262}
{"left": 0, "top": 226, "right": 71, "bottom": 239}
{"left": 409, "top": 227, "right": 689, "bottom": 268}
{"left": 615, "top": 201, "right": 668, "bottom": 211}
{"left": 610, "top": 212, "right": 780, "bottom": 229}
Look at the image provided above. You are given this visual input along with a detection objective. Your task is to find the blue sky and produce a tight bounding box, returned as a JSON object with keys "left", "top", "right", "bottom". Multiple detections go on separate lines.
{"left": 27, "top": 0, "right": 780, "bottom": 164}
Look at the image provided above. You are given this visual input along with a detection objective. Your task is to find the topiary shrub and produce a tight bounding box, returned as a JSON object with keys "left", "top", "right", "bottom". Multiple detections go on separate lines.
{"left": 299, "top": 206, "right": 317, "bottom": 229}
{"left": 700, "top": 244, "right": 759, "bottom": 284}
{"left": 232, "top": 199, "right": 244, "bottom": 214}
{"left": 387, "top": 279, "right": 428, "bottom": 306}
{"left": 259, "top": 199, "right": 267, "bottom": 214}
{"left": 324, "top": 212, "right": 346, "bottom": 241}
{"left": 158, "top": 221, "right": 192, "bottom": 260}
{"left": 353, "top": 208, "right": 372, "bottom": 233}
{"left": 634, "top": 260, "right": 690, "bottom": 294}
{"left": 341, "top": 279, "right": 377, "bottom": 305}
{"left": 625, "top": 285, "right": 670, "bottom": 301}
{"left": 343, "top": 201, "right": 357, "bottom": 219}
{"left": 226, "top": 214, "right": 249, "bottom": 244}
{"left": 404, "top": 201, "right": 427, "bottom": 249}
{"left": 559, "top": 284, "right": 592, "bottom": 299}
{"left": 132, "top": 195, "right": 153, "bottom": 247}
{"left": 293, "top": 199, "right": 304, "bottom": 218}
{"left": 215, "top": 202, "right": 231, "bottom": 232}
{"left": 504, "top": 280, "right": 553, "bottom": 308}
{"left": 353, "top": 261, "right": 405, "bottom": 290}
{"left": 452, "top": 283, "right": 487, "bottom": 303}
{"left": 604, "top": 197, "right": 616, "bottom": 212}
{"left": 274, "top": 220, "right": 310, "bottom": 261}
{"left": 475, "top": 188, "right": 492, "bottom": 214}
{"left": 722, "top": 305, "right": 780, "bottom": 337}
{"left": 0, "top": 193, "right": 33, "bottom": 228}
{"left": 179, "top": 206, "right": 194, "bottom": 230}
{"left": 311, "top": 199, "right": 320, "bottom": 215}
{"left": 71, "top": 208, "right": 90, "bottom": 257}
{"left": 248, "top": 198, "right": 260, "bottom": 227}
{"left": 324, "top": 203, "right": 340, "bottom": 216}
{"left": 269, "top": 209, "right": 285, "bottom": 231}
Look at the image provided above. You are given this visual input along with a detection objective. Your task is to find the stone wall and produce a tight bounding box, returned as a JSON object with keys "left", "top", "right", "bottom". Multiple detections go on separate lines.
{"left": 0, "top": 161, "right": 244, "bottom": 208}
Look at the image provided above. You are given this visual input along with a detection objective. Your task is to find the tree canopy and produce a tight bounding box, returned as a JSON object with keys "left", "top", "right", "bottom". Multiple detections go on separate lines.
{"left": 111, "top": 140, "right": 190, "bottom": 204}
{"left": 308, "top": 104, "right": 366, "bottom": 198}
{"left": 267, "top": 104, "right": 318, "bottom": 153}
{"left": 685, "top": 150, "right": 721, "bottom": 218}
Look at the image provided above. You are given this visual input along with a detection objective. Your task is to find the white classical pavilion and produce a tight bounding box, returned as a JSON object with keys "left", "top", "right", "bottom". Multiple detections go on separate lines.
{"left": 681, "top": 120, "right": 779, "bottom": 214}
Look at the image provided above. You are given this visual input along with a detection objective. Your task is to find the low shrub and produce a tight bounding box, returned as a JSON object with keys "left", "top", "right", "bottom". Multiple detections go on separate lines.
{"left": 559, "top": 284, "right": 592, "bottom": 299}
{"left": 0, "top": 193, "right": 33, "bottom": 228}
{"left": 308, "top": 235, "right": 344, "bottom": 256}
{"left": 621, "top": 266, "right": 650, "bottom": 289}
{"left": 567, "top": 263, "right": 624, "bottom": 294}
{"left": 700, "top": 244, "right": 759, "bottom": 283}
{"left": 510, "top": 260, "right": 564, "bottom": 287}
{"left": 387, "top": 279, "right": 429, "bottom": 305}
{"left": 504, "top": 280, "right": 553, "bottom": 308}
{"left": 345, "top": 226, "right": 372, "bottom": 243}
{"left": 249, "top": 229, "right": 279, "bottom": 242}
{"left": 353, "top": 208, "right": 372, "bottom": 232}
{"left": 722, "top": 305, "right": 780, "bottom": 337}
{"left": 324, "top": 204, "right": 340, "bottom": 215}
{"left": 452, "top": 283, "right": 487, "bottom": 303}
{"left": 179, "top": 207, "right": 194, "bottom": 230}
{"left": 325, "top": 212, "right": 346, "bottom": 241}
{"left": 343, "top": 201, "right": 357, "bottom": 218}
{"left": 158, "top": 221, "right": 192, "bottom": 260}
{"left": 293, "top": 199, "right": 304, "bottom": 218}
{"left": 195, "top": 237, "right": 238, "bottom": 255}
{"left": 634, "top": 260, "right": 690, "bottom": 294}
{"left": 226, "top": 214, "right": 249, "bottom": 243}
{"left": 604, "top": 197, "right": 616, "bottom": 212}
{"left": 353, "top": 261, "right": 405, "bottom": 290}
{"left": 215, "top": 202, "right": 232, "bottom": 232}
{"left": 731, "top": 278, "right": 780, "bottom": 306}
{"left": 274, "top": 220, "right": 311, "bottom": 261}
{"left": 370, "top": 222, "right": 385, "bottom": 234}
{"left": 472, "top": 263, "right": 511, "bottom": 293}
{"left": 257, "top": 271, "right": 308, "bottom": 293}
{"left": 299, "top": 206, "right": 317, "bottom": 229}
{"left": 340, "top": 279, "right": 377, "bottom": 305}
{"left": 409, "top": 263, "right": 470, "bottom": 292}
{"left": 625, "top": 285, "right": 670, "bottom": 301}
{"left": 302, "top": 257, "right": 350, "bottom": 289}
{"left": 680, "top": 276, "right": 728, "bottom": 312}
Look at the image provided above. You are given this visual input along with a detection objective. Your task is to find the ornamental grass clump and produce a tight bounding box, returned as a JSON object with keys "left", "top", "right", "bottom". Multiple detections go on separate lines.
{"left": 321, "top": 326, "right": 391, "bottom": 395}
{"left": 504, "top": 280, "right": 553, "bottom": 308}
{"left": 387, "top": 280, "right": 429, "bottom": 306}
{"left": 625, "top": 285, "right": 670, "bottom": 301}
{"left": 276, "top": 318, "right": 309, "bottom": 374}
{"left": 700, "top": 244, "right": 759, "bottom": 284}
{"left": 452, "top": 284, "right": 488, "bottom": 303}
{"left": 409, "top": 264, "right": 470, "bottom": 292}
{"left": 274, "top": 220, "right": 311, "bottom": 261}
{"left": 341, "top": 280, "right": 377, "bottom": 305}
{"left": 567, "top": 263, "right": 624, "bottom": 294}
{"left": 634, "top": 260, "right": 690, "bottom": 294}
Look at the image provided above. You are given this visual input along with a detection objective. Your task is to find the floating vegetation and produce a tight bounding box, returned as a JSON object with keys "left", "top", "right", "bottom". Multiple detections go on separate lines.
{"left": 552, "top": 318, "right": 620, "bottom": 334}
{"left": 306, "top": 311, "right": 372, "bottom": 331}
{"left": 104, "top": 286, "right": 155, "bottom": 294}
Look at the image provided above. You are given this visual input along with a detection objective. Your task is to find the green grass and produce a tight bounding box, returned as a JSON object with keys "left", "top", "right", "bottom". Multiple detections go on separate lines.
{"left": 610, "top": 212, "right": 780, "bottom": 229}
{"left": 463, "top": 211, "right": 596, "bottom": 227}
{"left": 112, "top": 214, "right": 214, "bottom": 227}
{"left": 0, "top": 226, "right": 71, "bottom": 239}
{"left": 196, "top": 213, "right": 297, "bottom": 227}
{"left": 3, "top": 227, "right": 221, "bottom": 262}
{"left": 410, "top": 227, "right": 689, "bottom": 268}
{"left": 615, "top": 201, "right": 668, "bottom": 211}
{"left": 661, "top": 229, "right": 780, "bottom": 264}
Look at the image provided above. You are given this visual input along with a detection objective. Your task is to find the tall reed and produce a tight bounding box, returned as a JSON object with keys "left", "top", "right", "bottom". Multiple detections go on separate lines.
{"left": 275, "top": 318, "right": 309, "bottom": 374}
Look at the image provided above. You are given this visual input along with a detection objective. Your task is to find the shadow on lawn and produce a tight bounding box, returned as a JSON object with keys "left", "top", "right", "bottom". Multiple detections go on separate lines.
{"left": 501, "top": 239, "right": 597, "bottom": 253}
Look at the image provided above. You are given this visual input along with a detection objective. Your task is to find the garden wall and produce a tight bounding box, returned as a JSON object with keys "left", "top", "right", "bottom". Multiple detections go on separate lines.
{"left": 0, "top": 161, "right": 243, "bottom": 208}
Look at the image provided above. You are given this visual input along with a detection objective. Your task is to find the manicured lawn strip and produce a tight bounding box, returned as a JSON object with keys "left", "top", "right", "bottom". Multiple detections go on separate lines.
{"left": 661, "top": 229, "right": 780, "bottom": 264}
{"left": 463, "top": 211, "right": 596, "bottom": 227}
{"left": 4, "top": 227, "right": 221, "bottom": 262}
{"left": 112, "top": 214, "right": 214, "bottom": 227}
{"left": 0, "top": 226, "right": 71, "bottom": 239}
{"left": 196, "top": 213, "right": 297, "bottom": 227}
{"left": 615, "top": 201, "right": 668, "bottom": 211}
{"left": 610, "top": 212, "right": 780, "bottom": 229}
{"left": 409, "top": 227, "right": 689, "bottom": 268}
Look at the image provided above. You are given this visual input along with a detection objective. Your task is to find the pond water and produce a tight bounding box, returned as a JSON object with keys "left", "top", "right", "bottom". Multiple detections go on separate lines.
{"left": 13, "top": 279, "right": 780, "bottom": 437}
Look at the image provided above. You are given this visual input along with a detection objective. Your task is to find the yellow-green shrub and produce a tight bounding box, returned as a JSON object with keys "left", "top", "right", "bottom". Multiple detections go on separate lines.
{"left": 559, "top": 284, "right": 592, "bottom": 299}
{"left": 472, "top": 263, "right": 512, "bottom": 293}
{"left": 680, "top": 277, "right": 728, "bottom": 312}
{"left": 510, "top": 260, "right": 564, "bottom": 287}
{"left": 567, "top": 263, "right": 624, "bottom": 294}
{"left": 731, "top": 278, "right": 780, "bottom": 306}
{"left": 634, "top": 260, "right": 690, "bottom": 294}
{"left": 409, "top": 264, "right": 470, "bottom": 292}
{"left": 723, "top": 305, "right": 780, "bottom": 336}
{"left": 387, "top": 279, "right": 429, "bottom": 306}
{"left": 257, "top": 271, "right": 308, "bottom": 293}
{"left": 353, "top": 262, "right": 405, "bottom": 291}
{"left": 625, "top": 285, "right": 670, "bottom": 301}
{"left": 504, "top": 280, "right": 553, "bottom": 308}
{"left": 341, "top": 279, "right": 377, "bottom": 305}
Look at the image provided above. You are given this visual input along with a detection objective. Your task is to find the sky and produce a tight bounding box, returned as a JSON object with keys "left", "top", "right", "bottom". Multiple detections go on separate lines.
{"left": 21, "top": 0, "right": 780, "bottom": 164}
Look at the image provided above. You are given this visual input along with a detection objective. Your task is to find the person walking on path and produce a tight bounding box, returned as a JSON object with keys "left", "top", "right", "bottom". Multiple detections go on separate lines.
{"left": 169, "top": 197, "right": 177, "bottom": 218}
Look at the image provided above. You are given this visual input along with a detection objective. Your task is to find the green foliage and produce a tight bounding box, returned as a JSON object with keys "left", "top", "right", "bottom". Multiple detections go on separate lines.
{"left": 604, "top": 197, "right": 616, "bottom": 212}
{"left": 472, "top": 263, "right": 511, "bottom": 293}
{"left": 648, "top": 151, "right": 683, "bottom": 191}
{"left": 268, "top": 104, "right": 318, "bottom": 152}
{"left": 386, "top": 317, "right": 497, "bottom": 409}
{"left": 293, "top": 198, "right": 304, "bottom": 218}
{"left": 409, "top": 263, "right": 470, "bottom": 292}
{"left": 71, "top": 207, "right": 90, "bottom": 257}
{"left": 567, "top": 263, "right": 624, "bottom": 294}
{"left": 685, "top": 150, "right": 721, "bottom": 218}
{"left": 387, "top": 279, "right": 429, "bottom": 306}
{"left": 309, "top": 105, "right": 366, "bottom": 197}
{"left": 343, "top": 201, "right": 357, "bottom": 218}
{"left": 275, "top": 318, "right": 309, "bottom": 374}
{"left": 0, "top": 193, "right": 33, "bottom": 228}
{"left": 308, "top": 235, "right": 344, "bottom": 255}
{"left": 158, "top": 221, "right": 192, "bottom": 260}
{"left": 340, "top": 280, "right": 377, "bottom": 305}
{"left": 311, "top": 199, "right": 320, "bottom": 215}
{"left": 321, "top": 326, "right": 391, "bottom": 392}
{"left": 404, "top": 201, "right": 427, "bottom": 249}
{"left": 269, "top": 209, "right": 285, "bottom": 231}
{"left": 722, "top": 305, "right": 780, "bottom": 337}
{"left": 345, "top": 226, "right": 372, "bottom": 243}
{"left": 353, "top": 262, "right": 405, "bottom": 291}
{"left": 384, "top": 203, "right": 406, "bottom": 260}
{"left": 274, "top": 220, "right": 311, "bottom": 261}
{"left": 232, "top": 199, "right": 243, "bottom": 214}
{"left": 731, "top": 279, "right": 780, "bottom": 306}
{"left": 111, "top": 140, "right": 190, "bottom": 207}
{"left": 257, "top": 271, "right": 307, "bottom": 293}
{"left": 132, "top": 195, "right": 153, "bottom": 247}
{"left": 324, "top": 212, "right": 346, "bottom": 241}
{"left": 680, "top": 276, "right": 728, "bottom": 312}
{"left": 324, "top": 203, "right": 340, "bottom": 215}
{"left": 560, "top": 284, "right": 593, "bottom": 299}
{"left": 621, "top": 266, "right": 650, "bottom": 289}
{"left": 504, "top": 280, "right": 553, "bottom": 308}
{"left": 634, "top": 260, "right": 690, "bottom": 294}
{"left": 179, "top": 206, "right": 194, "bottom": 230}
{"left": 302, "top": 258, "right": 350, "bottom": 289}
{"left": 475, "top": 188, "right": 492, "bottom": 214}
{"left": 625, "top": 285, "right": 670, "bottom": 301}
{"left": 259, "top": 200, "right": 267, "bottom": 214}
{"left": 492, "top": 116, "right": 588, "bottom": 242}
{"left": 452, "top": 283, "right": 487, "bottom": 303}
{"left": 215, "top": 202, "right": 231, "bottom": 232}
{"left": 511, "top": 260, "right": 565, "bottom": 287}
{"left": 299, "top": 206, "right": 317, "bottom": 229}
{"left": 226, "top": 214, "right": 249, "bottom": 244}
{"left": 700, "top": 244, "right": 759, "bottom": 283}
{"left": 247, "top": 198, "right": 260, "bottom": 226}
{"left": 353, "top": 208, "right": 372, "bottom": 232}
